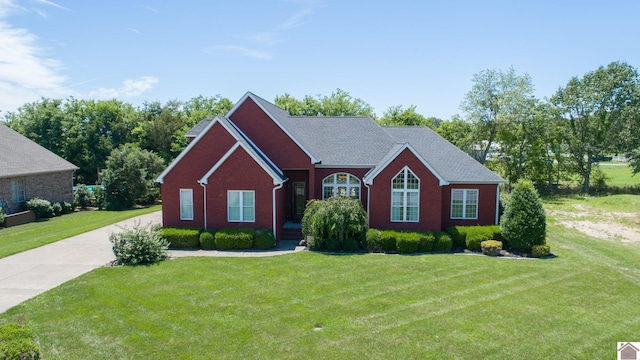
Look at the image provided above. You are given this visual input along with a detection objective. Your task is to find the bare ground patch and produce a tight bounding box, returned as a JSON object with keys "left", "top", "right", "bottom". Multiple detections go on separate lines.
{"left": 551, "top": 204, "right": 640, "bottom": 243}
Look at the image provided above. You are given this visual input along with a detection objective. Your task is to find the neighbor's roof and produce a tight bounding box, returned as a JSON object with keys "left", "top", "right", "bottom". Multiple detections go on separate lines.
{"left": 0, "top": 124, "right": 78, "bottom": 179}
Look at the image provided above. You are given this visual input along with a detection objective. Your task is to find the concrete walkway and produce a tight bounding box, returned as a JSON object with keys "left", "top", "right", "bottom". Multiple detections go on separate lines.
{"left": 0, "top": 211, "right": 304, "bottom": 313}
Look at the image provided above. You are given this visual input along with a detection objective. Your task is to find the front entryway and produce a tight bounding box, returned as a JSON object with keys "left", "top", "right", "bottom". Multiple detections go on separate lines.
{"left": 292, "top": 181, "right": 307, "bottom": 222}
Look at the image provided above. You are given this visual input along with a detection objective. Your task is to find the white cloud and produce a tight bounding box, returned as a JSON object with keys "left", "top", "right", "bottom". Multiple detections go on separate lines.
{"left": 33, "top": 0, "right": 71, "bottom": 12}
{"left": 127, "top": 28, "right": 140, "bottom": 34}
{"left": 89, "top": 76, "right": 159, "bottom": 99}
{"left": 206, "top": 45, "right": 272, "bottom": 60}
{"left": 0, "top": 19, "right": 72, "bottom": 112}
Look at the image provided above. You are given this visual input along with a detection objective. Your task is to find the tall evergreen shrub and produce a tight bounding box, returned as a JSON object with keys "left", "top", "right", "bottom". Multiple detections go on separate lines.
{"left": 500, "top": 180, "right": 546, "bottom": 252}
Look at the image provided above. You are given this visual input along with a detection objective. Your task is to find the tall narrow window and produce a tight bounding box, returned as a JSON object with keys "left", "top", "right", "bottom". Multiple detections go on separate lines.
{"left": 451, "top": 189, "right": 478, "bottom": 219}
{"left": 228, "top": 191, "right": 255, "bottom": 222}
{"left": 11, "top": 179, "right": 25, "bottom": 203}
{"left": 322, "top": 173, "right": 360, "bottom": 200}
{"left": 391, "top": 167, "right": 419, "bottom": 222}
{"left": 179, "top": 189, "right": 193, "bottom": 220}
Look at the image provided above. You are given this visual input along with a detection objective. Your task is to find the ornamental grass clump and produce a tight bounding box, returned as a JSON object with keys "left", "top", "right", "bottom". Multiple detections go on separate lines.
{"left": 110, "top": 222, "right": 169, "bottom": 265}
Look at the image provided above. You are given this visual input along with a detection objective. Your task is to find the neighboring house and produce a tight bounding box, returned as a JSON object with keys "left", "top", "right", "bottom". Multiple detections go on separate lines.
{"left": 156, "top": 92, "right": 505, "bottom": 240}
{"left": 0, "top": 124, "right": 78, "bottom": 214}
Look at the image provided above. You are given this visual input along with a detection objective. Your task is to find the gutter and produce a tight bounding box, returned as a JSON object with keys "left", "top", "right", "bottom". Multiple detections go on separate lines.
{"left": 364, "top": 182, "right": 371, "bottom": 227}
{"left": 199, "top": 182, "right": 207, "bottom": 230}
{"left": 272, "top": 182, "right": 284, "bottom": 244}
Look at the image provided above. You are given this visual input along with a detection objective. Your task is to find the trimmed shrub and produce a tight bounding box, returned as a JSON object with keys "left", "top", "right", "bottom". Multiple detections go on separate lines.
{"left": 110, "top": 222, "right": 168, "bottom": 265}
{"left": 0, "top": 208, "right": 5, "bottom": 225}
{"left": 531, "top": 245, "right": 551, "bottom": 258}
{"left": 199, "top": 230, "right": 217, "bottom": 250}
{"left": 0, "top": 323, "right": 40, "bottom": 360}
{"left": 417, "top": 231, "right": 435, "bottom": 252}
{"left": 465, "top": 227, "right": 496, "bottom": 252}
{"left": 61, "top": 201, "right": 74, "bottom": 214}
{"left": 481, "top": 240, "right": 503, "bottom": 256}
{"left": 396, "top": 232, "right": 420, "bottom": 254}
{"left": 380, "top": 230, "right": 398, "bottom": 252}
{"left": 446, "top": 226, "right": 468, "bottom": 248}
{"left": 254, "top": 229, "right": 275, "bottom": 250}
{"left": 215, "top": 228, "right": 255, "bottom": 250}
{"left": 51, "top": 202, "right": 63, "bottom": 217}
{"left": 342, "top": 238, "right": 360, "bottom": 252}
{"left": 25, "top": 198, "right": 54, "bottom": 219}
{"left": 501, "top": 180, "right": 546, "bottom": 252}
{"left": 433, "top": 232, "right": 453, "bottom": 252}
{"left": 162, "top": 228, "right": 201, "bottom": 248}
{"left": 74, "top": 184, "right": 93, "bottom": 209}
{"left": 364, "top": 229, "right": 383, "bottom": 252}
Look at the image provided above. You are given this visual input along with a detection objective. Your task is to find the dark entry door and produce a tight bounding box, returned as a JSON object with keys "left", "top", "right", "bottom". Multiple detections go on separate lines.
{"left": 292, "top": 182, "right": 307, "bottom": 222}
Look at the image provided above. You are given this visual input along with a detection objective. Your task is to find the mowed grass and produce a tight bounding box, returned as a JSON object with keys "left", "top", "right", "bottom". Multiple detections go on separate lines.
{"left": 599, "top": 162, "right": 639, "bottom": 187}
{"left": 0, "top": 205, "right": 160, "bottom": 259}
{"left": 1, "top": 201, "right": 640, "bottom": 359}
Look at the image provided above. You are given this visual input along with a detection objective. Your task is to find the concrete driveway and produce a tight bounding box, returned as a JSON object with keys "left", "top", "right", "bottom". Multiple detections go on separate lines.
{"left": 0, "top": 211, "right": 162, "bottom": 313}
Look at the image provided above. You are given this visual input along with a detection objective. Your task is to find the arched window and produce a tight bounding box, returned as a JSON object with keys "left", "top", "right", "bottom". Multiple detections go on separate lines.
{"left": 391, "top": 167, "right": 419, "bottom": 222}
{"left": 322, "top": 173, "right": 360, "bottom": 200}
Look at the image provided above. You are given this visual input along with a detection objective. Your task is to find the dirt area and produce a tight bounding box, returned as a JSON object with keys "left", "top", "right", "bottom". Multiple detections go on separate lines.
{"left": 549, "top": 205, "right": 640, "bottom": 243}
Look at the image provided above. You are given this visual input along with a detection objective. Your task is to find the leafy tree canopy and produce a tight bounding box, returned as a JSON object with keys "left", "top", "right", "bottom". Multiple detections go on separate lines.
{"left": 275, "top": 89, "right": 376, "bottom": 119}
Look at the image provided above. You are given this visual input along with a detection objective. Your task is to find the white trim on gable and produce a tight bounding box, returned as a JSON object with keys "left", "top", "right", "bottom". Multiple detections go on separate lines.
{"left": 225, "top": 91, "right": 319, "bottom": 164}
{"left": 155, "top": 116, "right": 239, "bottom": 183}
{"left": 363, "top": 143, "right": 448, "bottom": 186}
{"left": 199, "top": 141, "right": 285, "bottom": 186}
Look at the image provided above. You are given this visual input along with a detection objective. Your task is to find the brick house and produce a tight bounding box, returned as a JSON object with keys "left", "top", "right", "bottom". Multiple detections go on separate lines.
{"left": 0, "top": 124, "right": 78, "bottom": 214}
{"left": 156, "top": 92, "right": 505, "bottom": 240}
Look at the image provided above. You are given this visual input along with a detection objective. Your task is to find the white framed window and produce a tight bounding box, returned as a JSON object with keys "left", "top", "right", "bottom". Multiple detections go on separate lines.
{"left": 322, "top": 173, "right": 360, "bottom": 200}
{"left": 228, "top": 191, "right": 255, "bottom": 222}
{"left": 451, "top": 189, "right": 478, "bottom": 220}
{"left": 11, "top": 179, "right": 25, "bottom": 203}
{"left": 391, "top": 167, "right": 419, "bottom": 222}
{"left": 179, "top": 189, "right": 194, "bottom": 220}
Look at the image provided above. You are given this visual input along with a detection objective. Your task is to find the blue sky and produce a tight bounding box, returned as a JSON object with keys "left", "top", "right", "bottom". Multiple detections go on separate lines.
{"left": 1, "top": 0, "right": 640, "bottom": 120}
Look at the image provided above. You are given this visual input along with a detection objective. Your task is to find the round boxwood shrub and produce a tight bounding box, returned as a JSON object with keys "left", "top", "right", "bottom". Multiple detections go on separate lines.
{"left": 61, "top": 201, "right": 74, "bottom": 214}
{"left": 433, "top": 232, "right": 453, "bottom": 252}
{"left": 396, "top": 232, "right": 420, "bottom": 254}
{"left": 215, "top": 228, "right": 255, "bottom": 250}
{"left": 25, "top": 198, "right": 54, "bottom": 219}
{"left": 531, "top": 244, "right": 551, "bottom": 258}
{"left": 199, "top": 230, "right": 217, "bottom": 250}
{"left": 380, "top": 230, "right": 398, "bottom": 252}
{"left": 74, "top": 184, "right": 93, "bottom": 209}
{"left": 417, "top": 231, "right": 435, "bottom": 252}
{"left": 501, "top": 180, "right": 546, "bottom": 252}
{"left": 51, "top": 202, "right": 63, "bottom": 217}
{"left": 162, "top": 228, "right": 201, "bottom": 248}
{"left": 481, "top": 240, "right": 503, "bottom": 256}
{"left": 363, "top": 229, "right": 383, "bottom": 252}
{"left": 254, "top": 229, "right": 275, "bottom": 250}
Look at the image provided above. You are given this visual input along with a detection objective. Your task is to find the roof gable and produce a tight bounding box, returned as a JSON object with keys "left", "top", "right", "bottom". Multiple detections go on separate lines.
{"left": 363, "top": 143, "right": 448, "bottom": 186}
{"left": 156, "top": 116, "right": 284, "bottom": 184}
{"left": 0, "top": 124, "right": 78, "bottom": 179}
{"left": 226, "top": 92, "right": 319, "bottom": 164}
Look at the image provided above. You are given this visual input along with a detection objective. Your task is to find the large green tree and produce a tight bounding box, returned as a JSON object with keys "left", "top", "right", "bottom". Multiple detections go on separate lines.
{"left": 551, "top": 61, "right": 640, "bottom": 193}
{"left": 461, "top": 67, "right": 535, "bottom": 164}
{"left": 100, "top": 144, "right": 165, "bottom": 210}
{"left": 436, "top": 116, "right": 475, "bottom": 155}
{"left": 275, "top": 89, "right": 376, "bottom": 119}
{"left": 378, "top": 105, "right": 439, "bottom": 128}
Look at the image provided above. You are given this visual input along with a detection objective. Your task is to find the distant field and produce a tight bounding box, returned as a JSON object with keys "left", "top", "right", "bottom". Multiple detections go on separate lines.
{"left": 599, "top": 162, "right": 639, "bottom": 187}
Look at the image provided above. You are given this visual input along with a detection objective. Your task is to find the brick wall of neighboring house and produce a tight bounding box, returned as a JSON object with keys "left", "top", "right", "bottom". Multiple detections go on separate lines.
{"left": 0, "top": 171, "right": 74, "bottom": 214}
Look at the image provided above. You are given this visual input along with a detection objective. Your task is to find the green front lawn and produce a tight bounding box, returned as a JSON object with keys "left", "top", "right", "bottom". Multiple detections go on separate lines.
{"left": 1, "top": 200, "right": 639, "bottom": 358}
{"left": 0, "top": 205, "right": 161, "bottom": 259}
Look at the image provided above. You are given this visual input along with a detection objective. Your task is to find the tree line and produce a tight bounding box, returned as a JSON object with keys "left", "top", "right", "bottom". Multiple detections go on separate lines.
{"left": 3, "top": 60, "right": 640, "bottom": 197}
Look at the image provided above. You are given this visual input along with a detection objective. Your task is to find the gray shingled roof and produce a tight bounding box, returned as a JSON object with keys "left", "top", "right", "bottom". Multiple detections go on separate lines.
{"left": 186, "top": 119, "right": 212, "bottom": 137}
{"left": 0, "top": 124, "right": 78, "bottom": 179}
{"left": 382, "top": 127, "right": 504, "bottom": 183}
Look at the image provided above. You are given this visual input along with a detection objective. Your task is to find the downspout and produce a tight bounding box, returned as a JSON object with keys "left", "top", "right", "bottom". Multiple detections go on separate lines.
{"left": 495, "top": 184, "right": 500, "bottom": 225}
{"left": 272, "top": 182, "right": 284, "bottom": 244}
{"left": 199, "top": 182, "right": 207, "bottom": 230}
{"left": 364, "top": 182, "right": 371, "bottom": 227}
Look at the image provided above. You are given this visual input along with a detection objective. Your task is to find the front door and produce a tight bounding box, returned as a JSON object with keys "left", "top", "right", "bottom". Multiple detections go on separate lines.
{"left": 292, "top": 182, "right": 307, "bottom": 222}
